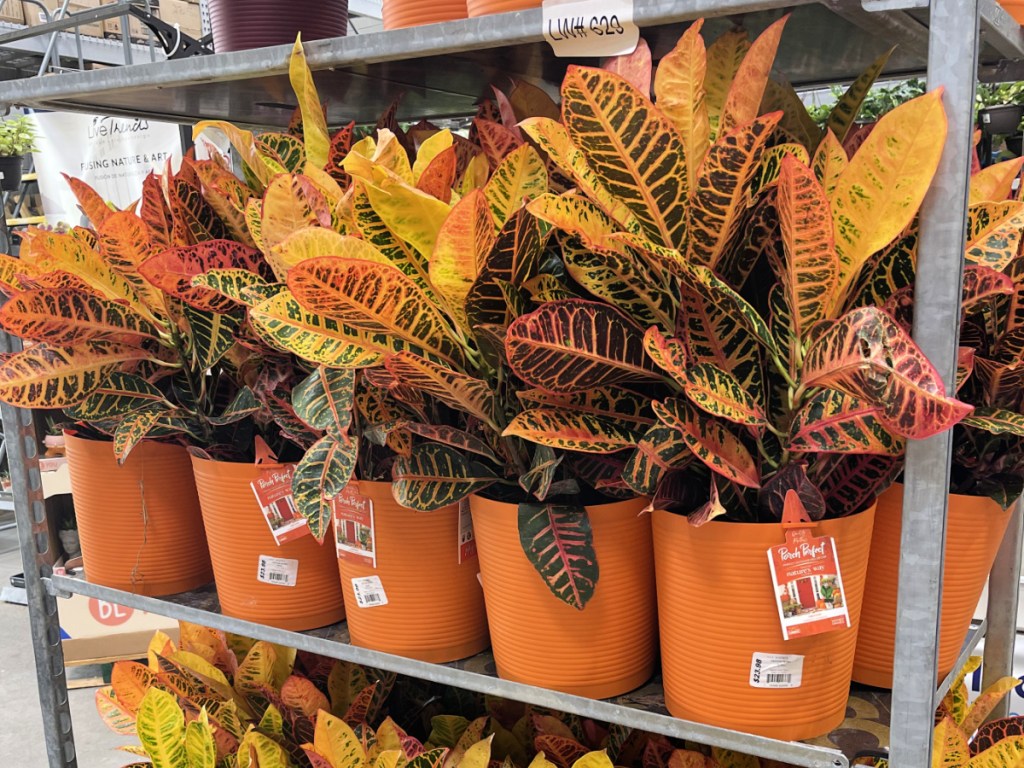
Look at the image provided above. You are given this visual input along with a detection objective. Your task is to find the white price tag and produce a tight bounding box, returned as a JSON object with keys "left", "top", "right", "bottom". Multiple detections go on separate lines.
{"left": 749, "top": 652, "right": 803, "bottom": 689}
{"left": 257, "top": 555, "right": 298, "bottom": 587}
{"left": 351, "top": 575, "right": 389, "bottom": 608}
{"left": 542, "top": 0, "right": 639, "bottom": 58}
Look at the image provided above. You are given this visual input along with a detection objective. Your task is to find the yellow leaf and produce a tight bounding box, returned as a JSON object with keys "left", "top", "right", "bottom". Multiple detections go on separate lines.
{"left": 571, "top": 752, "right": 615, "bottom": 768}
{"left": 969, "top": 737, "right": 1024, "bottom": 767}
{"left": 460, "top": 153, "right": 490, "bottom": 195}
{"left": 484, "top": 143, "right": 548, "bottom": 227}
{"left": 413, "top": 130, "right": 454, "bottom": 183}
{"left": 654, "top": 19, "right": 710, "bottom": 191}
{"left": 720, "top": 15, "right": 787, "bottom": 136}
{"left": 430, "top": 189, "right": 495, "bottom": 333}
{"left": 969, "top": 157, "right": 1024, "bottom": 205}
{"left": 193, "top": 121, "right": 273, "bottom": 187}
{"left": 932, "top": 716, "right": 970, "bottom": 768}
{"left": 703, "top": 29, "right": 750, "bottom": 140}
{"left": 375, "top": 750, "right": 404, "bottom": 768}
{"left": 172, "top": 651, "right": 229, "bottom": 690}
{"left": 460, "top": 736, "right": 494, "bottom": 768}
{"left": 829, "top": 90, "right": 947, "bottom": 315}
{"left": 528, "top": 754, "right": 560, "bottom": 768}
{"left": 269, "top": 230, "right": 390, "bottom": 280}
{"left": 289, "top": 38, "right": 329, "bottom": 168}
{"left": 962, "top": 676, "right": 1020, "bottom": 736}
{"left": 147, "top": 630, "right": 176, "bottom": 671}
{"left": 811, "top": 129, "right": 848, "bottom": 197}
{"left": 314, "top": 711, "right": 368, "bottom": 768}
{"left": 136, "top": 688, "right": 187, "bottom": 768}
{"left": 360, "top": 171, "right": 451, "bottom": 259}
{"left": 184, "top": 711, "right": 216, "bottom": 768}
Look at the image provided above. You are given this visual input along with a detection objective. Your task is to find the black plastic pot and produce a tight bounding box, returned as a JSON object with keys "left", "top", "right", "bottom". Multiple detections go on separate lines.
{"left": 0, "top": 155, "right": 24, "bottom": 192}
{"left": 980, "top": 104, "right": 1024, "bottom": 135}
{"left": 207, "top": 0, "right": 348, "bottom": 52}
{"left": 1007, "top": 133, "right": 1023, "bottom": 157}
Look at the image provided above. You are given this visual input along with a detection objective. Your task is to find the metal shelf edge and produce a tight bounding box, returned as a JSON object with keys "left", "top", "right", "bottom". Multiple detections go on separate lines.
{"left": 46, "top": 574, "right": 849, "bottom": 768}
{"left": 934, "top": 621, "right": 987, "bottom": 702}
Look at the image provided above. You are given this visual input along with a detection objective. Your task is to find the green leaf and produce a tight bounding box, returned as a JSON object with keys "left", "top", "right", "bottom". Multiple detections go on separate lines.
{"left": 114, "top": 405, "right": 168, "bottom": 465}
{"left": 518, "top": 503, "right": 597, "bottom": 610}
{"left": 292, "top": 366, "right": 356, "bottom": 436}
{"left": 65, "top": 371, "right": 170, "bottom": 421}
{"left": 206, "top": 386, "right": 261, "bottom": 426}
{"left": 136, "top": 688, "right": 187, "bottom": 768}
{"left": 824, "top": 47, "right": 894, "bottom": 143}
{"left": 292, "top": 434, "right": 358, "bottom": 542}
{"left": 961, "top": 407, "right": 1024, "bottom": 437}
{"left": 183, "top": 306, "right": 241, "bottom": 371}
{"left": 503, "top": 408, "right": 640, "bottom": 453}
{"left": 392, "top": 443, "right": 497, "bottom": 511}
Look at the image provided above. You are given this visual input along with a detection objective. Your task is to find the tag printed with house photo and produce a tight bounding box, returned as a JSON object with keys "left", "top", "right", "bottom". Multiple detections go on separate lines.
{"left": 767, "top": 527, "right": 852, "bottom": 641}
{"left": 250, "top": 466, "right": 311, "bottom": 545}
{"left": 332, "top": 484, "right": 377, "bottom": 568}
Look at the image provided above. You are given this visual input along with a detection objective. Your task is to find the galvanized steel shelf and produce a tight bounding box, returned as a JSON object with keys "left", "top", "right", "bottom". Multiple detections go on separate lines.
{"left": 2, "top": 1, "right": 1021, "bottom": 767}
{"left": 0, "top": 0, "right": 1018, "bottom": 126}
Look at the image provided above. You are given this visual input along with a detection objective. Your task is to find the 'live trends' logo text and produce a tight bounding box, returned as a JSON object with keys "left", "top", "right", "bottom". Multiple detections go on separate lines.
{"left": 88, "top": 116, "right": 150, "bottom": 139}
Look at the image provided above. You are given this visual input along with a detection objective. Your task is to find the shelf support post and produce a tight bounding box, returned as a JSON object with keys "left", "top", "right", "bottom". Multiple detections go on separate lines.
{"left": 0, "top": 255, "right": 77, "bottom": 766}
{"left": 982, "top": 499, "right": 1024, "bottom": 720}
{"left": 888, "top": 0, "right": 980, "bottom": 764}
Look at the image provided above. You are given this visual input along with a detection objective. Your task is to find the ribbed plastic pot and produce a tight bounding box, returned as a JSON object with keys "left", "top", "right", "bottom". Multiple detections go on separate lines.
{"left": 65, "top": 433, "right": 212, "bottom": 596}
{"left": 470, "top": 495, "right": 656, "bottom": 698}
{"left": 999, "top": 0, "right": 1024, "bottom": 22}
{"left": 191, "top": 456, "right": 345, "bottom": 631}
{"left": 653, "top": 505, "right": 875, "bottom": 741}
{"left": 336, "top": 481, "right": 489, "bottom": 662}
{"left": 466, "top": 0, "right": 537, "bottom": 17}
{"left": 382, "top": 0, "right": 467, "bottom": 30}
{"left": 208, "top": 0, "right": 348, "bottom": 52}
{"left": 852, "top": 484, "right": 1013, "bottom": 687}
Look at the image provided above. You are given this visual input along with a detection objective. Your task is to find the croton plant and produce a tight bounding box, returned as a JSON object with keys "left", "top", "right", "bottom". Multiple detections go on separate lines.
{"left": 0, "top": 22, "right": 997, "bottom": 610}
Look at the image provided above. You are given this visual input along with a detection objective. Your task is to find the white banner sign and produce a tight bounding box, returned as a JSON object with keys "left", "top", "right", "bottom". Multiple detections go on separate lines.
{"left": 29, "top": 112, "right": 184, "bottom": 226}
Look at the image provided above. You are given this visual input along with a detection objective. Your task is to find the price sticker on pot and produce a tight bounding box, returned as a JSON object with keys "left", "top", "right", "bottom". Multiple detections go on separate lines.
{"left": 767, "top": 491, "right": 851, "bottom": 641}
{"left": 333, "top": 482, "right": 376, "bottom": 567}
{"left": 352, "top": 575, "right": 388, "bottom": 608}
{"left": 458, "top": 498, "right": 476, "bottom": 564}
{"left": 251, "top": 465, "right": 310, "bottom": 545}
{"left": 542, "top": 0, "right": 639, "bottom": 58}
{"left": 257, "top": 555, "right": 298, "bottom": 587}
{"left": 750, "top": 653, "right": 803, "bottom": 689}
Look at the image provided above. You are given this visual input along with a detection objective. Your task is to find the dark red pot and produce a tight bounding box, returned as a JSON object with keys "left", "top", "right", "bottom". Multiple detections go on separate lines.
{"left": 209, "top": 0, "right": 348, "bottom": 53}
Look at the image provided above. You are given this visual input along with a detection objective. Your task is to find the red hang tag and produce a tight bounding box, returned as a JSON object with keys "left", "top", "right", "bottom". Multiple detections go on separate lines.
{"left": 332, "top": 482, "right": 377, "bottom": 567}
{"left": 250, "top": 465, "right": 310, "bottom": 545}
{"left": 766, "top": 491, "right": 852, "bottom": 641}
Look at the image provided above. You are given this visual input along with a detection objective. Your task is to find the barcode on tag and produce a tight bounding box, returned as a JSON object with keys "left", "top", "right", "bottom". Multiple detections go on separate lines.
{"left": 351, "top": 575, "right": 388, "bottom": 608}
{"left": 256, "top": 555, "right": 298, "bottom": 587}
{"left": 749, "top": 652, "right": 803, "bottom": 689}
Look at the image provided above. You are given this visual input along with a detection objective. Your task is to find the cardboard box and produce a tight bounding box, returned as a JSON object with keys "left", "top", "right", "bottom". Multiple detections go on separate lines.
{"left": 155, "top": 0, "right": 199, "bottom": 38}
{"left": 0, "top": 1, "right": 25, "bottom": 24}
{"left": 102, "top": 11, "right": 149, "bottom": 41}
{"left": 59, "top": 592, "right": 179, "bottom": 664}
{"left": 23, "top": 0, "right": 103, "bottom": 37}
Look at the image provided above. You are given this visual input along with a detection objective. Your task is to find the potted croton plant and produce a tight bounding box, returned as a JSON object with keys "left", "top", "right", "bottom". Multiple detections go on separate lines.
{"left": 852, "top": 156, "right": 1024, "bottom": 687}
{"left": 188, "top": 41, "right": 491, "bottom": 660}
{"left": 495, "top": 18, "right": 971, "bottom": 740}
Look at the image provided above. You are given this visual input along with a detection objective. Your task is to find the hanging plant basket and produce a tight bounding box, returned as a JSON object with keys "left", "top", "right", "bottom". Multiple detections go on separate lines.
{"left": 852, "top": 484, "right": 1013, "bottom": 687}
{"left": 65, "top": 433, "right": 212, "bottom": 596}
{"left": 470, "top": 494, "right": 657, "bottom": 698}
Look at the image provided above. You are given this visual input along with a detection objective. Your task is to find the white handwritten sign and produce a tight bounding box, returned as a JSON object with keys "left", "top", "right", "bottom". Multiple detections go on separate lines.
{"left": 542, "top": 0, "right": 639, "bottom": 58}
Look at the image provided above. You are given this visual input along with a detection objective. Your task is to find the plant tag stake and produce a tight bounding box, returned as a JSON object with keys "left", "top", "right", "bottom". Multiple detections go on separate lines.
{"left": 542, "top": 0, "right": 639, "bottom": 58}
{"left": 749, "top": 652, "right": 804, "bottom": 689}
{"left": 250, "top": 465, "right": 310, "bottom": 545}
{"left": 257, "top": 555, "right": 298, "bottom": 587}
{"left": 458, "top": 498, "right": 476, "bottom": 564}
{"left": 766, "top": 491, "right": 851, "bottom": 640}
{"left": 351, "top": 575, "right": 388, "bottom": 608}
{"left": 333, "top": 482, "right": 376, "bottom": 567}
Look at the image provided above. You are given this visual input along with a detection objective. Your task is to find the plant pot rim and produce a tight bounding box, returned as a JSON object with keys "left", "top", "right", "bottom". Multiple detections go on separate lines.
{"left": 652, "top": 504, "right": 876, "bottom": 529}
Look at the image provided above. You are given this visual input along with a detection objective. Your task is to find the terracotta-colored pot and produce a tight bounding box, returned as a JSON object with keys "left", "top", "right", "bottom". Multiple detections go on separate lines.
{"left": 65, "top": 433, "right": 212, "bottom": 596}
{"left": 466, "top": 0, "right": 538, "bottom": 16}
{"left": 191, "top": 456, "right": 344, "bottom": 631}
{"left": 335, "top": 481, "right": 488, "bottom": 662}
{"left": 653, "top": 505, "right": 875, "bottom": 741}
{"left": 852, "top": 484, "right": 1013, "bottom": 687}
{"left": 1001, "top": 0, "right": 1024, "bottom": 23}
{"left": 470, "top": 495, "right": 656, "bottom": 698}
{"left": 382, "top": 0, "right": 466, "bottom": 30}
{"left": 208, "top": 0, "right": 348, "bottom": 52}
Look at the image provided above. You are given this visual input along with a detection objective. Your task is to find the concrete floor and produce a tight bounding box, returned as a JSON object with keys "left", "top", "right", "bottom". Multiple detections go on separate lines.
{"left": 0, "top": 525, "right": 135, "bottom": 767}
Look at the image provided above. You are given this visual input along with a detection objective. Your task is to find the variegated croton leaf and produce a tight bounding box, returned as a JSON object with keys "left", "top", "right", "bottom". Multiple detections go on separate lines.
{"left": 292, "top": 434, "right": 358, "bottom": 542}
{"left": 517, "top": 502, "right": 597, "bottom": 610}
{"left": 392, "top": 443, "right": 497, "bottom": 511}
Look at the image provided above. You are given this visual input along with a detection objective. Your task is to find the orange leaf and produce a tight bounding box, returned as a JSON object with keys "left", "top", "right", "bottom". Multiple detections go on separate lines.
{"left": 720, "top": 15, "right": 788, "bottom": 136}
{"left": 653, "top": 20, "right": 709, "bottom": 192}
{"left": 603, "top": 37, "right": 652, "bottom": 97}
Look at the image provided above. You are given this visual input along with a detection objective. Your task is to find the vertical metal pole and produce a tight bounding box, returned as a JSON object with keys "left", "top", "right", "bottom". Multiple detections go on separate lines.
{"left": 888, "top": 0, "right": 980, "bottom": 765}
{"left": 982, "top": 501, "right": 1023, "bottom": 720}
{"left": 0, "top": 223, "right": 76, "bottom": 768}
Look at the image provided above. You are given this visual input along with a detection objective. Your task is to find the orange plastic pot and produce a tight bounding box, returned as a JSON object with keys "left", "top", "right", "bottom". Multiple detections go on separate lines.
{"left": 470, "top": 495, "right": 656, "bottom": 698}
{"left": 191, "top": 456, "right": 345, "bottom": 631}
{"left": 382, "top": 0, "right": 466, "bottom": 29}
{"left": 653, "top": 505, "right": 875, "bottom": 741}
{"left": 336, "top": 481, "right": 489, "bottom": 662}
{"left": 998, "top": 0, "right": 1024, "bottom": 23}
{"left": 65, "top": 433, "right": 212, "bottom": 596}
{"left": 466, "top": 0, "right": 538, "bottom": 16}
{"left": 852, "top": 484, "right": 1013, "bottom": 687}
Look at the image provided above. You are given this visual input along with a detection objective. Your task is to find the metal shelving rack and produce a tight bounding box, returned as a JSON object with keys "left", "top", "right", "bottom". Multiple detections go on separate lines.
{"left": 0, "top": 0, "right": 1022, "bottom": 766}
